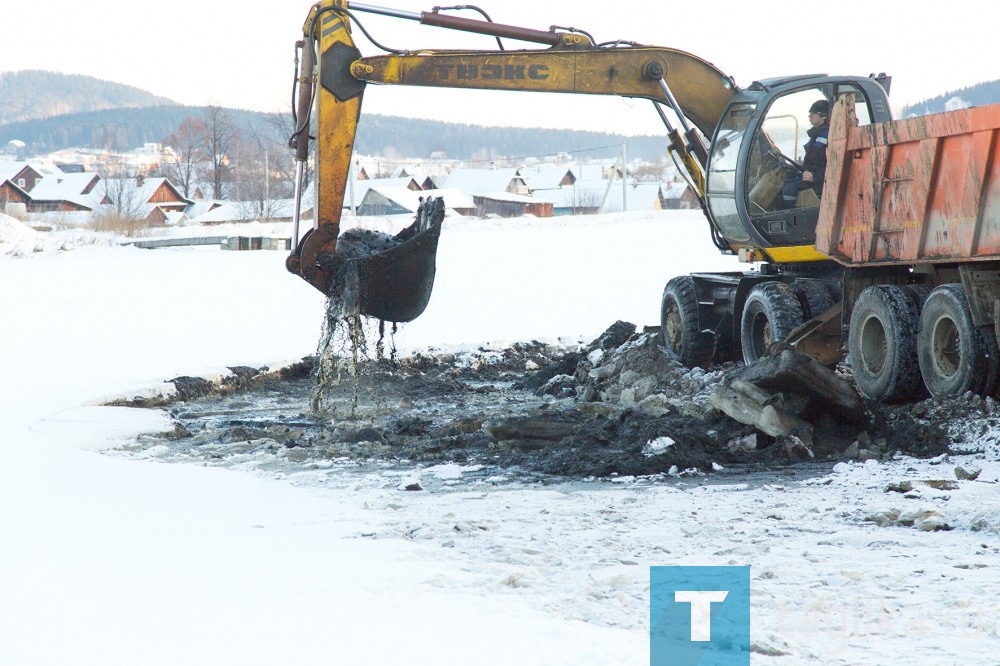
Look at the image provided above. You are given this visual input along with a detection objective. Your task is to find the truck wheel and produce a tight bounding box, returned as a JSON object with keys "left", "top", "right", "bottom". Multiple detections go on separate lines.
{"left": 740, "top": 281, "right": 804, "bottom": 364}
{"left": 661, "top": 275, "right": 713, "bottom": 368}
{"left": 792, "top": 279, "right": 836, "bottom": 319}
{"left": 848, "top": 285, "right": 921, "bottom": 402}
{"left": 918, "top": 283, "right": 1000, "bottom": 398}
{"left": 904, "top": 283, "right": 932, "bottom": 312}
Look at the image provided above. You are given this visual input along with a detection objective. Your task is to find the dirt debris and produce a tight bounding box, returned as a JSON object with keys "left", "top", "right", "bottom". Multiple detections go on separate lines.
{"left": 112, "top": 319, "right": 982, "bottom": 480}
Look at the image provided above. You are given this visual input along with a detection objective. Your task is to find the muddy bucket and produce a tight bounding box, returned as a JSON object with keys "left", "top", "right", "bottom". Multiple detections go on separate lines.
{"left": 320, "top": 197, "right": 445, "bottom": 323}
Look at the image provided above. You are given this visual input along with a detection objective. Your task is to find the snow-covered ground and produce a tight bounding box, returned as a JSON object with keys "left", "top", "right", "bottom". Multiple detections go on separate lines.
{"left": 2, "top": 210, "right": 1000, "bottom": 665}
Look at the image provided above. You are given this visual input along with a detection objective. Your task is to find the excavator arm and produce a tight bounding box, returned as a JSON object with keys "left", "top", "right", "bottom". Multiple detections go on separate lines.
{"left": 287, "top": 0, "right": 738, "bottom": 321}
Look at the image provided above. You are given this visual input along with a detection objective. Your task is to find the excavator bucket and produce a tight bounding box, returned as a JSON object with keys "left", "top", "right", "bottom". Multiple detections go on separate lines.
{"left": 285, "top": 5, "right": 448, "bottom": 324}
{"left": 316, "top": 197, "right": 446, "bottom": 323}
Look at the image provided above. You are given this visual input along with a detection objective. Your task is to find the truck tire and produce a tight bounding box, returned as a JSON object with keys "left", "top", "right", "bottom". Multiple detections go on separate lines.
{"left": 848, "top": 285, "right": 921, "bottom": 402}
{"left": 903, "top": 283, "right": 933, "bottom": 399}
{"left": 918, "top": 283, "right": 1000, "bottom": 398}
{"left": 740, "top": 281, "right": 804, "bottom": 364}
{"left": 661, "top": 275, "right": 713, "bottom": 368}
{"left": 904, "top": 283, "right": 932, "bottom": 312}
{"left": 792, "top": 279, "right": 836, "bottom": 319}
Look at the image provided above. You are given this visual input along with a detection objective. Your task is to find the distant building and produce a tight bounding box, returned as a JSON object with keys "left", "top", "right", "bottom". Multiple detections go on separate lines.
{"left": 444, "top": 168, "right": 529, "bottom": 197}
{"left": 356, "top": 186, "right": 474, "bottom": 217}
{"left": 90, "top": 176, "right": 192, "bottom": 226}
{"left": 661, "top": 181, "right": 699, "bottom": 209}
{"left": 26, "top": 171, "right": 102, "bottom": 213}
{"left": 473, "top": 191, "right": 553, "bottom": 218}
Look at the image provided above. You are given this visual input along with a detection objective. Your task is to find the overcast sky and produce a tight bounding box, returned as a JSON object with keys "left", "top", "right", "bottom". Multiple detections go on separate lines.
{"left": 4, "top": 0, "right": 992, "bottom": 135}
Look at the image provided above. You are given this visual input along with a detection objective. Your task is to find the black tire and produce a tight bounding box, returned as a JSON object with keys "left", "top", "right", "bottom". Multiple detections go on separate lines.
{"left": 792, "top": 279, "right": 836, "bottom": 319}
{"left": 847, "top": 285, "right": 922, "bottom": 402}
{"left": 661, "top": 275, "right": 714, "bottom": 368}
{"left": 903, "top": 283, "right": 933, "bottom": 399}
{"left": 917, "top": 283, "right": 1000, "bottom": 398}
{"left": 740, "top": 281, "right": 805, "bottom": 364}
{"left": 904, "top": 283, "right": 932, "bottom": 313}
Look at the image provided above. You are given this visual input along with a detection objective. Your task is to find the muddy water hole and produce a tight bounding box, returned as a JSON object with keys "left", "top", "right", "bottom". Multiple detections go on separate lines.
{"left": 109, "top": 317, "right": 999, "bottom": 490}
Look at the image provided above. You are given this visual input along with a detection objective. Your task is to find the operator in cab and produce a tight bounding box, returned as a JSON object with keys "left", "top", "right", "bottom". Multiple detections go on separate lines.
{"left": 781, "top": 99, "right": 830, "bottom": 209}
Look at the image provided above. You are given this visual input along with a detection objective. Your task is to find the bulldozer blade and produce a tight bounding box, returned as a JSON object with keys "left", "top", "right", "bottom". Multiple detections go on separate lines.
{"left": 320, "top": 197, "right": 446, "bottom": 323}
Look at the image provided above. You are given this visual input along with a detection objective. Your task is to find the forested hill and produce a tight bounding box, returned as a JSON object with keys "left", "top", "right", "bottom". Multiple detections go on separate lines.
{"left": 0, "top": 105, "right": 669, "bottom": 162}
{"left": 8, "top": 69, "right": 1000, "bottom": 161}
{"left": 0, "top": 70, "right": 176, "bottom": 125}
{"left": 899, "top": 80, "right": 1000, "bottom": 116}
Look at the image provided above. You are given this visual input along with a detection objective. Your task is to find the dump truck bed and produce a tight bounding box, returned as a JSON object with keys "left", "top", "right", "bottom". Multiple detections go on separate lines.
{"left": 816, "top": 97, "right": 1000, "bottom": 266}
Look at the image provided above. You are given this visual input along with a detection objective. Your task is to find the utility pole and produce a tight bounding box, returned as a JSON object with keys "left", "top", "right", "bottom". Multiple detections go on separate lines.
{"left": 348, "top": 157, "right": 357, "bottom": 214}
{"left": 621, "top": 143, "right": 627, "bottom": 213}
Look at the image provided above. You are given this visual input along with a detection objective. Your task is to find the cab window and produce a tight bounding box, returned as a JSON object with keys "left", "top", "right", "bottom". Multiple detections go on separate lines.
{"left": 746, "top": 85, "right": 872, "bottom": 216}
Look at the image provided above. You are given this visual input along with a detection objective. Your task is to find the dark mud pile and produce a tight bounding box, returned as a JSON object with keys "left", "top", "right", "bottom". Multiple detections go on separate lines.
{"left": 122, "top": 320, "right": 964, "bottom": 480}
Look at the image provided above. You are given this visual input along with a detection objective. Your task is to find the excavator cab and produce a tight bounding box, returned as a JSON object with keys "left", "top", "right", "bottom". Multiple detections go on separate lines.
{"left": 704, "top": 76, "right": 891, "bottom": 263}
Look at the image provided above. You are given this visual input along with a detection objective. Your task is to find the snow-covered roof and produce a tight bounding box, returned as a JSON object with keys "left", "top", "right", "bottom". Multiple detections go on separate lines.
{"left": 28, "top": 172, "right": 101, "bottom": 209}
{"left": 163, "top": 211, "right": 188, "bottom": 226}
{"left": 187, "top": 202, "right": 241, "bottom": 224}
{"left": 599, "top": 181, "right": 663, "bottom": 213}
{"left": 661, "top": 181, "right": 693, "bottom": 199}
{"left": 344, "top": 177, "right": 420, "bottom": 208}
{"left": 183, "top": 200, "right": 226, "bottom": 220}
{"left": 443, "top": 168, "right": 523, "bottom": 195}
{"left": 93, "top": 177, "right": 189, "bottom": 207}
{"left": 0, "top": 161, "right": 45, "bottom": 183}
{"left": 540, "top": 180, "right": 663, "bottom": 211}
{"left": 570, "top": 164, "right": 619, "bottom": 181}
{"left": 541, "top": 180, "right": 612, "bottom": 208}
{"left": 185, "top": 198, "right": 298, "bottom": 224}
{"left": 519, "top": 166, "right": 574, "bottom": 191}
{"left": 473, "top": 191, "right": 554, "bottom": 205}
{"left": 361, "top": 186, "right": 474, "bottom": 213}
{"left": 0, "top": 162, "right": 29, "bottom": 182}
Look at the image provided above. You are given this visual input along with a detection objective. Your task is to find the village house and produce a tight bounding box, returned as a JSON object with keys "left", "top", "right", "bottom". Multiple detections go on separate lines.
{"left": 26, "top": 171, "right": 102, "bottom": 213}
{"left": 0, "top": 162, "right": 46, "bottom": 216}
{"left": 519, "top": 165, "right": 577, "bottom": 192}
{"left": 472, "top": 191, "right": 554, "bottom": 218}
{"left": 0, "top": 162, "right": 45, "bottom": 192}
{"left": 443, "top": 167, "right": 530, "bottom": 197}
{"left": 356, "top": 186, "right": 474, "bottom": 217}
{"left": 91, "top": 176, "right": 192, "bottom": 226}
{"left": 661, "top": 180, "right": 699, "bottom": 209}
{"left": 343, "top": 176, "right": 421, "bottom": 212}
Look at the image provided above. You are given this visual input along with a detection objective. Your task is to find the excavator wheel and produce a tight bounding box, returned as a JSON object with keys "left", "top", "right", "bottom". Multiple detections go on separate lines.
{"left": 792, "top": 279, "right": 835, "bottom": 320}
{"left": 660, "top": 275, "right": 714, "bottom": 368}
{"left": 740, "top": 281, "right": 804, "bottom": 365}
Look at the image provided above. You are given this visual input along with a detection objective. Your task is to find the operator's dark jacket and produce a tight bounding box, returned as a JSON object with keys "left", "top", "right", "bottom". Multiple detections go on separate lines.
{"left": 802, "top": 122, "right": 830, "bottom": 195}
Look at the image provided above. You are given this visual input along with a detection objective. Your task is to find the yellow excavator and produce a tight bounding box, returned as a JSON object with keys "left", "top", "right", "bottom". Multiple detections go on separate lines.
{"left": 286, "top": 0, "right": 893, "bottom": 369}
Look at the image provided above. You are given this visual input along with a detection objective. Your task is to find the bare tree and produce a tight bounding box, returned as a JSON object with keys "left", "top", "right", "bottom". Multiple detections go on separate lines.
{"left": 571, "top": 185, "right": 604, "bottom": 214}
{"left": 91, "top": 158, "right": 149, "bottom": 236}
{"left": 230, "top": 137, "right": 273, "bottom": 221}
{"left": 228, "top": 119, "right": 296, "bottom": 221}
{"left": 160, "top": 116, "right": 208, "bottom": 198}
{"left": 200, "top": 105, "right": 240, "bottom": 199}
{"left": 631, "top": 160, "right": 668, "bottom": 183}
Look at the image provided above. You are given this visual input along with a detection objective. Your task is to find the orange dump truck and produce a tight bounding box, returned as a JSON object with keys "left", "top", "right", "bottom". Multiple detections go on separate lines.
{"left": 816, "top": 95, "right": 1000, "bottom": 401}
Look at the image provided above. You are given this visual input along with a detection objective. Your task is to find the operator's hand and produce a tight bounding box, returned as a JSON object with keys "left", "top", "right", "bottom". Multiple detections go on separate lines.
{"left": 802, "top": 170, "right": 814, "bottom": 183}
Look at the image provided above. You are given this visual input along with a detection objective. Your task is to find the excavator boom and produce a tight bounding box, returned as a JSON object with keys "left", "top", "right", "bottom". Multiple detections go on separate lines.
{"left": 287, "top": 0, "right": 738, "bottom": 322}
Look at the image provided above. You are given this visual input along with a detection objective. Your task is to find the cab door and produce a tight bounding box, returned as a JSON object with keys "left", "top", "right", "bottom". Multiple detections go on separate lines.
{"left": 742, "top": 82, "right": 877, "bottom": 252}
